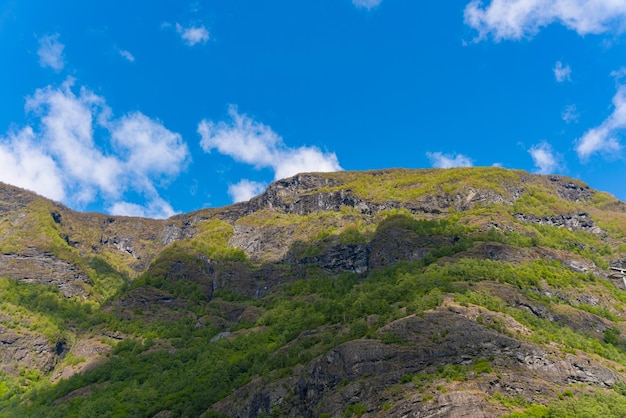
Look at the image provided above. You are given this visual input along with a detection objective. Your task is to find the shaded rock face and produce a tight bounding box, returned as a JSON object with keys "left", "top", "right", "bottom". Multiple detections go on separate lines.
{"left": 513, "top": 212, "right": 603, "bottom": 234}
{"left": 0, "top": 326, "right": 60, "bottom": 374}
{"left": 0, "top": 253, "right": 90, "bottom": 297}
{"left": 299, "top": 244, "right": 369, "bottom": 275}
{"left": 158, "top": 219, "right": 461, "bottom": 300}
{"left": 367, "top": 228, "right": 453, "bottom": 271}
{"left": 106, "top": 286, "right": 189, "bottom": 322}
{"left": 294, "top": 229, "right": 455, "bottom": 276}
{"left": 210, "top": 309, "right": 619, "bottom": 418}
{"left": 147, "top": 254, "right": 292, "bottom": 300}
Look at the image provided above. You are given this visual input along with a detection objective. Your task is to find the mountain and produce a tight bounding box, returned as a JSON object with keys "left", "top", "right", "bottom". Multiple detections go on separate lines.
{"left": 2, "top": 167, "right": 626, "bottom": 417}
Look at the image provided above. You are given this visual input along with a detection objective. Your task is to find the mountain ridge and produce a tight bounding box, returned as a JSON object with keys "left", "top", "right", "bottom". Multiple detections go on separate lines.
{"left": 2, "top": 167, "right": 626, "bottom": 417}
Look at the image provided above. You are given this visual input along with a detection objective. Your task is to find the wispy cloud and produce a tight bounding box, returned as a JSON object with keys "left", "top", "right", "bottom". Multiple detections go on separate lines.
{"left": 119, "top": 49, "right": 135, "bottom": 62}
{"left": 37, "top": 33, "right": 65, "bottom": 71}
{"left": 610, "top": 68, "right": 626, "bottom": 82}
{"left": 352, "top": 0, "right": 382, "bottom": 10}
{"left": 575, "top": 84, "right": 626, "bottom": 161}
{"left": 554, "top": 61, "right": 571, "bottom": 82}
{"left": 198, "top": 106, "right": 341, "bottom": 202}
{"left": 464, "top": 0, "right": 626, "bottom": 41}
{"left": 529, "top": 141, "right": 563, "bottom": 174}
{"left": 176, "top": 22, "right": 210, "bottom": 46}
{"left": 426, "top": 152, "right": 473, "bottom": 168}
{"left": 228, "top": 179, "right": 266, "bottom": 203}
{"left": 0, "top": 79, "right": 189, "bottom": 218}
{"left": 562, "top": 104, "right": 579, "bottom": 123}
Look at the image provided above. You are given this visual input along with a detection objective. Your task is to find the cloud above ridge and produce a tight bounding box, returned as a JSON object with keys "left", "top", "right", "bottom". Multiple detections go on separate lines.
{"left": 228, "top": 179, "right": 266, "bottom": 203}
{"left": 575, "top": 84, "right": 626, "bottom": 161}
{"left": 426, "top": 152, "right": 474, "bottom": 168}
{"left": 464, "top": 0, "right": 626, "bottom": 41}
{"left": 0, "top": 79, "right": 189, "bottom": 218}
{"left": 198, "top": 105, "right": 342, "bottom": 189}
{"left": 529, "top": 141, "right": 563, "bottom": 174}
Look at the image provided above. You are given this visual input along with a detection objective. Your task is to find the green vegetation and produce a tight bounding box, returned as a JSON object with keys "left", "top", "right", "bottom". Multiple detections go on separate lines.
{"left": 3, "top": 168, "right": 626, "bottom": 417}
{"left": 314, "top": 167, "right": 526, "bottom": 204}
{"left": 504, "top": 388, "right": 626, "bottom": 417}
{"left": 2, "top": 255, "right": 622, "bottom": 415}
{"left": 401, "top": 358, "right": 494, "bottom": 390}
{"left": 0, "top": 278, "right": 104, "bottom": 341}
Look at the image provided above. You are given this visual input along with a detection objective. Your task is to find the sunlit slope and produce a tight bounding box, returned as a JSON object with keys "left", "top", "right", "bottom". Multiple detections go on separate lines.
{"left": 2, "top": 168, "right": 626, "bottom": 417}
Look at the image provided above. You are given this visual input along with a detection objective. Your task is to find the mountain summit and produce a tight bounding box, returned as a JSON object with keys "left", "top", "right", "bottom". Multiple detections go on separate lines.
{"left": 2, "top": 167, "right": 626, "bottom": 417}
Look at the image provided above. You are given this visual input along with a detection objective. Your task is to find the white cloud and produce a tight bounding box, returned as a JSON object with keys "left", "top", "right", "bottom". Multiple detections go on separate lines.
{"left": 562, "top": 104, "right": 579, "bottom": 123}
{"left": 554, "top": 61, "right": 571, "bottom": 82}
{"left": 37, "top": 33, "right": 65, "bottom": 71}
{"left": 529, "top": 141, "right": 562, "bottom": 174}
{"left": 228, "top": 179, "right": 266, "bottom": 203}
{"left": 575, "top": 84, "right": 626, "bottom": 161}
{"left": 25, "top": 80, "right": 122, "bottom": 203}
{"left": 0, "top": 79, "right": 189, "bottom": 218}
{"left": 109, "top": 198, "right": 176, "bottom": 219}
{"left": 198, "top": 105, "right": 342, "bottom": 183}
{"left": 352, "top": 0, "right": 382, "bottom": 10}
{"left": 464, "top": 0, "right": 626, "bottom": 41}
{"left": 426, "top": 152, "right": 474, "bottom": 168}
{"left": 109, "top": 112, "right": 189, "bottom": 181}
{"left": 273, "top": 147, "right": 343, "bottom": 181}
{"left": 176, "top": 23, "right": 209, "bottom": 46}
{"left": 119, "top": 49, "right": 135, "bottom": 62}
{"left": 198, "top": 106, "right": 279, "bottom": 168}
{"left": 0, "top": 127, "right": 66, "bottom": 201}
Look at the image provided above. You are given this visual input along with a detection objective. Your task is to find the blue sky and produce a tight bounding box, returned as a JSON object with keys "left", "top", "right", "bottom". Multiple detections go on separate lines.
{"left": 2, "top": 0, "right": 626, "bottom": 217}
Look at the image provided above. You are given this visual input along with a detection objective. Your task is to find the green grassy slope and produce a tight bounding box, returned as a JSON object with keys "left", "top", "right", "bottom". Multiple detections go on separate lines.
{"left": 1, "top": 168, "right": 626, "bottom": 417}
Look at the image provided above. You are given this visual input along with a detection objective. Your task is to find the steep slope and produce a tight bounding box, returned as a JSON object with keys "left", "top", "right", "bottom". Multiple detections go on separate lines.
{"left": 1, "top": 167, "right": 626, "bottom": 417}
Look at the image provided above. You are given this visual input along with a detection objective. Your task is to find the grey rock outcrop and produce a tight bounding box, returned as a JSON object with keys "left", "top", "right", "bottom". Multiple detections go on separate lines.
{"left": 0, "top": 326, "right": 61, "bottom": 374}
{"left": 210, "top": 308, "right": 620, "bottom": 418}
{"left": 0, "top": 253, "right": 90, "bottom": 297}
{"left": 513, "top": 212, "right": 603, "bottom": 234}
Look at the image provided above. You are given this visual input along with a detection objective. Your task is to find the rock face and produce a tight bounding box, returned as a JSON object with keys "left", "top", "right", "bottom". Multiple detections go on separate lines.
{"left": 3, "top": 168, "right": 626, "bottom": 417}
{"left": 299, "top": 244, "right": 369, "bottom": 274}
{"left": 210, "top": 307, "right": 619, "bottom": 418}
{"left": 243, "top": 173, "right": 517, "bottom": 219}
{"left": 106, "top": 286, "right": 189, "bottom": 322}
{"left": 514, "top": 212, "right": 603, "bottom": 234}
{"left": 0, "top": 326, "right": 61, "bottom": 375}
{"left": 0, "top": 253, "right": 90, "bottom": 297}
{"left": 548, "top": 175, "right": 594, "bottom": 202}
{"left": 0, "top": 182, "right": 36, "bottom": 212}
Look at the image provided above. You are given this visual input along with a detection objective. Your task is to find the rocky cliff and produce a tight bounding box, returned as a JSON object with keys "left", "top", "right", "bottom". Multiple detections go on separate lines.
{"left": 1, "top": 167, "right": 626, "bottom": 417}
